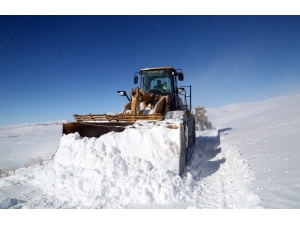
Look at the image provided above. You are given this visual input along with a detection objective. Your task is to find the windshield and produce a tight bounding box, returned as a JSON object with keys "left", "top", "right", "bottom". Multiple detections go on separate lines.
{"left": 140, "top": 69, "right": 175, "bottom": 95}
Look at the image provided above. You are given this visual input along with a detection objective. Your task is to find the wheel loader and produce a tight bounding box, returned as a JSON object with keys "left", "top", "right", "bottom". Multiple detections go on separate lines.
{"left": 62, "top": 66, "right": 195, "bottom": 176}
{"left": 194, "top": 106, "right": 212, "bottom": 131}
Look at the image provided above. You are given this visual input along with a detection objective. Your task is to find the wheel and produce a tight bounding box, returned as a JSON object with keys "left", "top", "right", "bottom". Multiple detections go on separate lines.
{"left": 208, "top": 122, "right": 212, "bottom": 130}
{"left": 165, "top": 110, "right": 187, "bottom": 122}
{"left": 198, "top": 121, "right": 203, "bottom": 131}
{"left": 192, "top": 118, "right": 196, "bottom": 146}
{"left": 187, "top": 114, "right": 195, "bottom": 148}
{"left": 184, "top": 121, "right": 189, "bottom": 149}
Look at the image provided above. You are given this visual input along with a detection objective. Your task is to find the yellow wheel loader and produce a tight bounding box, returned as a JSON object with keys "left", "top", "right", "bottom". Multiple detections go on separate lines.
{"left": 194, "top": 106, "right": 212, "bottom": 131}
{"left": 62, "top": 66, "right": 195, "bottom": 175}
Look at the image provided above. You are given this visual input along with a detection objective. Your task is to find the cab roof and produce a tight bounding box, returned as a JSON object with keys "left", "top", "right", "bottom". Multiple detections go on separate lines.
{"left": 140, "top": 66, "right": 175, "bottom": 71}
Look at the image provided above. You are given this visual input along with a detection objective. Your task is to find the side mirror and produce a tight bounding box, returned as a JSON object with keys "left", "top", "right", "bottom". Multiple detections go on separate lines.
{"left": 117, "top": 90, "right": 130, "bottom": 101}
{"left": 118, "top": 91, "right": 125, "bottom": 96}
{"left": 134, "top": 72, "right": 139, "bottom": 84}
{"left": 176, "top": 87, "right": 185, "bottom": 93}
{"left": 178, "top": 72, "right": 184, "bottom": 81}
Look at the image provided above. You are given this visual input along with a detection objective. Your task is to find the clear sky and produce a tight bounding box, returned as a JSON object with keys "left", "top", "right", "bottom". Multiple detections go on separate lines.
{"left": 1, "top": 14, "right": 300, "bottom": 125}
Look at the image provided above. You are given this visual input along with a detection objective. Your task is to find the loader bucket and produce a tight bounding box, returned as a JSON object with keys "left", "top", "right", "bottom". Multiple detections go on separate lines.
{"left": 62, "top": 122, "right": 134, "bottom": 138}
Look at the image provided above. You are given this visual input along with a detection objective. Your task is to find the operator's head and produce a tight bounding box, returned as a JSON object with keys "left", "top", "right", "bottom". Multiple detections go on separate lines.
{"left": 157, "top": 80, "right": 161, "bottom": 85}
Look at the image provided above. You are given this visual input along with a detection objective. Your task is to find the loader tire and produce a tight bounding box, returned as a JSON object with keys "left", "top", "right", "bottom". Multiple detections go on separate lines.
{"left": 208, "top": 122, "right": 212, "bottom": 130}
{"left": 198, "top": 121, "right": 203, "bottom": 131}
{"left": 187, "top": 114, "right": 195, "bottom": 147}
{"left": 165, "top": 110, "right": 187, "bottom": 122}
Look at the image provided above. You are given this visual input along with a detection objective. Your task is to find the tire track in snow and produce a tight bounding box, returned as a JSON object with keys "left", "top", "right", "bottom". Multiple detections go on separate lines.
{"left": 185, "top": 128, "right": 263, "bottom": 208}
{"left": 183, "top": 129, "right": 223, "bottom": 208}
{"left": 218, "top": 137, "right": 264, "bottom": 208}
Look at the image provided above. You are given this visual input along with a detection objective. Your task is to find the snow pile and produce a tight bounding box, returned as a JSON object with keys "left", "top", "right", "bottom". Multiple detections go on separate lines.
{"left": 33, "top": 120, "right": 188, "bottom": 208}
{"left": 57, "top": 121, "right": 181, "bottom": 171}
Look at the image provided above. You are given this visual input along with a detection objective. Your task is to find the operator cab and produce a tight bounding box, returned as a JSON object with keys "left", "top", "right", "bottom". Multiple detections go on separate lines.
{"left": 132, "top": 67, "right": 185, "bottom": 111}
{"left": 135, "top": 67, "right": 183, "bottom": 96}
{"left": 118, "top": 66, "right": 191, "bottom": 113}
{"left": 197, "top": 108, "right": 203, "bottom": 115}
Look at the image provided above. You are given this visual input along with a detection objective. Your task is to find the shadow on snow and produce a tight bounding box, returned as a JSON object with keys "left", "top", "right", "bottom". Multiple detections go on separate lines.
{"left": 184, "top": 128, "right": 233, "bottom": 180}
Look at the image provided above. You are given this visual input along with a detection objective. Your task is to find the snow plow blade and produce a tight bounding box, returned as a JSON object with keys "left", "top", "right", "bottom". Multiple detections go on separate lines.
{"left": 62, "top": 122, "right": 134, "bottom": 138}
{"left": 63, "top": 113, "right": 162, "bottom": 138}
{"left": 63, "top": 113, "right": 163, "bottom": 138}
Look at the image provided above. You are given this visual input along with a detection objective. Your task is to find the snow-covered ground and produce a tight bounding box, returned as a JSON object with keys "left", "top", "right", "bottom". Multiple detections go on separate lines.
{"left": 207, "top": 94, "right": 300, "bottom": 209}
{"left": 0, "top": 121, "right": 63, "bottom": 170}
{"left": 0, "top": 94, "right": 300, "bottom": 212}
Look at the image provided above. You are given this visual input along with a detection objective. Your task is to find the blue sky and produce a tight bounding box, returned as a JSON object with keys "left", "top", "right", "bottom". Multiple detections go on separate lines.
{"left": 1, "top": 15, "right": 300, "bottom": 126}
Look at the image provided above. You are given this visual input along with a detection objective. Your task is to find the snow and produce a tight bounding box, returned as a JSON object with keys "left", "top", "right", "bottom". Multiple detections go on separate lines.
{"left": 207, "top": 94, "right": 300, "bottom": 209}
{"left": 1, "top": 95, "right": 300, "bottom": 213}
{"left": 0, "top": 121, "right": 63, "bottom": 170}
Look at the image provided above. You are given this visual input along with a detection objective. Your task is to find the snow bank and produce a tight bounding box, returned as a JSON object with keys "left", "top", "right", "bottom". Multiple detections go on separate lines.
{"left": 33, "top": 120, "right": 186, "bottom": 208}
